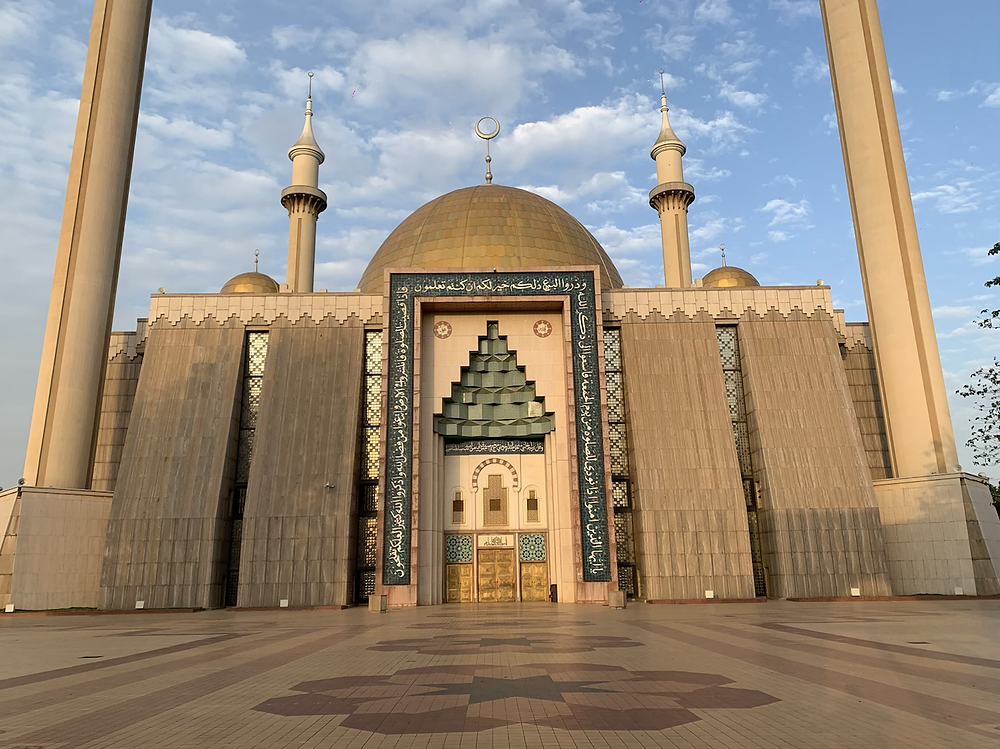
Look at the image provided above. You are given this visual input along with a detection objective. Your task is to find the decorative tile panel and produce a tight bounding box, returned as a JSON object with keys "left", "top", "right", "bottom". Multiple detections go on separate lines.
{"left": 445, "top": 535, "right": 474, "bottom": 563}
{"left": 519, "top": 534, "right": 546, "bottom": 561}
{"left": 382, "top": 271, "right": 610, "bottom": 585}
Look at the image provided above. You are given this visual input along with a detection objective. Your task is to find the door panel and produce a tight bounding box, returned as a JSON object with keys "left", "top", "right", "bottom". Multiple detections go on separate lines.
{"left": 446, "top": 564, "right": 473, "bottom": 603}
{"left": 520, "top": 562, "right": 549, "bottom": 601}
{"left": 478, "top": 549, "right": 516, "bottom": 602}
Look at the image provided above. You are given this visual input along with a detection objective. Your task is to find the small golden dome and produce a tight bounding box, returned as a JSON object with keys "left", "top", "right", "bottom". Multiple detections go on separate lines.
{"left": 220, "top": 272, "right": 280, "bottom": 294}
{"left": 357, "top": 185, "right": 624, "bottom": 294}
{"left": 702, "top": 266, "right": 760, "bottom": 288}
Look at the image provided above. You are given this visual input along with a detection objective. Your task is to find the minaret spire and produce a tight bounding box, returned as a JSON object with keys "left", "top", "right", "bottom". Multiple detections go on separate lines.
{"left": 648, "top": 69, "right": 695, "bottom": 287}
{"left": 281, "top": 71, "right": 328, "bottom": 293}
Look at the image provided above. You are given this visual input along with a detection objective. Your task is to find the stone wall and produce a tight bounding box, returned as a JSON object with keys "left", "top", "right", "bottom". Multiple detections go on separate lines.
{"left": 873, "top": 474, "right": 1000, "bottom": 595}
{"left": 100, "top": 319, "right": 245, "bottom": 610}
{"left": 842, "top": 324, "right": 892, "bottom": 480}
{"left": 1, "top": 487, "right": 112, "bottom": 610}
{"left": 620, "top": 314, "right": 756, "bottom": 600}
{"left": 238, "top": 316, "right": 364, "bottom": 607}
{"left": 0, "top": 487, "right": 19, "bottom": 609}
{"left": 739, "top": 312, "right": 891, "bottom": 598}
{"left": 91, "top": 349, "right": 143, "bottom": 492}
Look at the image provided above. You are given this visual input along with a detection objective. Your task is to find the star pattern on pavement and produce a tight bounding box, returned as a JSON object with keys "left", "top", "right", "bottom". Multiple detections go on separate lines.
{"left": 428, "top": 674, "right": 612, "bottom": 704}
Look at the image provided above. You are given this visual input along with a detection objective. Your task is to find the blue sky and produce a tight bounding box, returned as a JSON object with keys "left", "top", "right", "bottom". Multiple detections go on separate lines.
{"left": 0, "top": 0, "right": 998, "bottom": 485}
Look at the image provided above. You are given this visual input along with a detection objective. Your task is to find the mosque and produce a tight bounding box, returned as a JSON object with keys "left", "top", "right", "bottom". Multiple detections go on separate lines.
{"left": 1, "top": 0, "right": 998, "bottom": 611}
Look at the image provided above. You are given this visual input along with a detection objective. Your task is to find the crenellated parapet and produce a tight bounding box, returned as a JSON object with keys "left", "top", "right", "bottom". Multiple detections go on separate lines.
{"left": 601, "top": 285, "right": 848, "bottom": 336}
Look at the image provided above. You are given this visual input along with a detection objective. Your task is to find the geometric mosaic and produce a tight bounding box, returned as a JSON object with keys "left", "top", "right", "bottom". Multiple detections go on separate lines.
{"left": 445, "top": 535, "right": 474, "bottom": 563}
{"left": 519, "top": 533, "right": 545, "bottom": 562}
{"left": 254, "top": 662, "right": 779, "bottom": 734}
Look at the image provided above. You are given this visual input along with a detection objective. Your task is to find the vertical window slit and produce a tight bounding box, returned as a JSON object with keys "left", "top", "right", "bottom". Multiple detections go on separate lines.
{"left": 716, "top": 326, "right": 767, "bottom": 598}
{"left": 604, "top": 328, "right": 638, "bottom": 598}
{"left": 354, "top": 330, "right": 383, "bottom": 603}
{"left": 225, "top": 331, "right": 269, "bottom": 607}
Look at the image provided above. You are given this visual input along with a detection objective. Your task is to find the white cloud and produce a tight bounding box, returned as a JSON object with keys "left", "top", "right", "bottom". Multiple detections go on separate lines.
{"left": 936, "top": 81, "right": 1000, "bottom": 108}
{"left": 344, "top": 28, "right": 575, "bottom": 115}
{"left": 138, "top": 113, "right": 233, "bottom": 150}
{"left": 691, "top": 217, "right": 728, "bottom": 243}
{"left": 890, "top": 77, "right": 906, "bottom": 95}
{"left": 0, "top": 0, "right": 50, "bottom": 47}
{"left": 768, "top": 230, "right": 791, "bottom": 242}
{"left": 911, "top": 181, "right": 980, "bottom": 214}
{"left": 766, "top": 174, "right": 800, "bottom": 188}
{"left": 768, "top": 0, "right": 819, "bottom": 24}
{"left": 518, "top": 171, "right": 644, "bottom": 213}
{"left": 673, "top": 109, "right": 754, "bottom": 152}
{"left": 273, "top": 65, "right": 347, "bottom": 99}
{"left": 932, "top": 305, "right": 975, "bottom": 319}
{"left": 760, "top": 198, "right": 811, "bottom": 227}
{"left": 505, "top": 96, "right": 652, "bottom": 170}
{"left": 271, "top": 25, "right": 323, "bottom": 51}
{"left": 145, "top": 18, "right": 248, "bottom": 110}
{"left": 949, "top": 247, "right": 1000, "bottom": 266}
{"left": 645, "top": 24, "right": 697, "bottom": 61}
{"left": 694, "top": 0, "right": 735, "bottom": 25}
{"left": 793, "top": 48, "right": 828, "bottom": 84}
{"left": 690, "top": 216, "right": 745, "bottom": 252}
{"left": 982, "top": 84, "right": 1000, "bottom": 108}
{"left": 589, "top": 223, "right": 662, "bottom": 287}
{"left": 937, "top": 323, "right": 979, "bottom": 340}
{"left": 718, "top": 83, "right": 767, "bottom": 109}
{"left": 315, "top": 227, "right": 390, "bottom": 291}
{"left": 685, "top": 159, "right": 731, "bottom": 182}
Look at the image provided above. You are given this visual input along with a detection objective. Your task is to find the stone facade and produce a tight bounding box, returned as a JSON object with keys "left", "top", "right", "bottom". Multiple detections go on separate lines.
{"left": 99, "top": 321, "right": 245, "bottom": 610}
{"left": 619, "top": 316, "right": 756, "bottom": 601}
{"left": 739, "top": 314, "right": 892, "bottom": 598}
{"left": 237, "top": 316, "right": 365, "bottom": 608}
{"left": 5, "top": 281, "right": 997, "bottom": 611}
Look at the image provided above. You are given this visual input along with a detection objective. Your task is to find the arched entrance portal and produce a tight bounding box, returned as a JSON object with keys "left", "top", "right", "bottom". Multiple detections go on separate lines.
{"left": 435, "top": 321, "right": 554, "bottom": 603}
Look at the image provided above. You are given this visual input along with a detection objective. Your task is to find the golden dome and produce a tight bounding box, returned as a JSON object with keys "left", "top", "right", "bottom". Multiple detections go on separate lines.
{"left": 357, "top": 185, "right": 624, "bottom": 294}
{"left": 702, "top": 266, "right": 760, "bottom": 288}
{"left": 220, "top": 271, "right": 280, "bottom": 294}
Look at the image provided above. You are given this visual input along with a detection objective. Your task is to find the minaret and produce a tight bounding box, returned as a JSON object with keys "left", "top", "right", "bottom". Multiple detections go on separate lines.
{"left": 24, "top": 0, "right": 152, "bottom": 488}
{"left": 648, "top": 70, "right": 695, "bottom": 288}
{"left": 820, "top": 0, "right": 958, "bottom": 477}
{"left": 281, "top": 73, "right": 327, "bottom": 293}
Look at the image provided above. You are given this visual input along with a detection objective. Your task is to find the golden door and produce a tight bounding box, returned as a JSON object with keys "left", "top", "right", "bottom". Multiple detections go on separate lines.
{"left": 519, "top": 562, "right": 549, "bottom": 601}
{"left": 446, "top": 564, "right": 473, "bottom": 603}
{"left": 478, "top": 549, "right": 516, "bottom": 602}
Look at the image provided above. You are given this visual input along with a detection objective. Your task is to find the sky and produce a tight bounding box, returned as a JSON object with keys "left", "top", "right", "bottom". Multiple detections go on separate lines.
{"left": 0, "top": 0, "right": 998, "bottom": 487}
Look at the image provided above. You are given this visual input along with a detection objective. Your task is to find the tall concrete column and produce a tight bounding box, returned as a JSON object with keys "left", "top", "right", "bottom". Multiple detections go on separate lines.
{"left": 23, "top": 0, "right": 153, "bottom": 488}
{"left": 648, "top": 88, "right": 694, "bottom": 288}
{"left": 282, "top": 94, "right": 327, "bottom": 293}
{"left": 820, "top": 0, "right": 959, "bottom": 478}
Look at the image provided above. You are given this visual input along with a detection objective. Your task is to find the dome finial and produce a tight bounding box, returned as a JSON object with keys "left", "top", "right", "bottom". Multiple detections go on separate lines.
{"left": 254, "top": 248, "right": 260, "bottom": 272}
{"left": 475, "top": 116, "right": 500, "bottom": 184}
{"left": 720, "top": 243, "right": 726, "bottom": 267}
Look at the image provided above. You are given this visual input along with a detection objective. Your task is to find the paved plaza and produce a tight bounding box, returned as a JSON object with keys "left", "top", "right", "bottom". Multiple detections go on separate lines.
{"left": 0, "top": 600, "right": 997, "bottom": 748}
